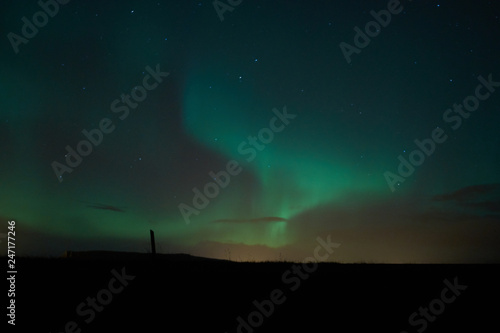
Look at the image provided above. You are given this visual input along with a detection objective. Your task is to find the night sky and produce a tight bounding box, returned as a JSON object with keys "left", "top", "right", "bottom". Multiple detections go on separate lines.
{"left": 1, "top": 0, "right": 499, "bottom": 263}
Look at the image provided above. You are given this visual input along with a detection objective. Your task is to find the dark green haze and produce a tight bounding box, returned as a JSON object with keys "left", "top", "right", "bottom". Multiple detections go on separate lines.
{"left": 1, "top": 0, "right": 499, "bottom": 262}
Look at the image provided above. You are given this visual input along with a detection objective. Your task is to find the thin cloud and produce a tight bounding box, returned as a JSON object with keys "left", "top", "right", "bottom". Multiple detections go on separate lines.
{"left": 460, "top": 200, "right": 500, "bottom": 213}
{"left": 85, "top": 203, "right": 125, "bottom": 213}
{"left": 213, "top": 216, "right": 287, "bottom": 223}
{"left": 433, "top": 183, "right": 500, "bottom": 202}
{"left": 431, "top": 183, "right": 500, "bottom": 215}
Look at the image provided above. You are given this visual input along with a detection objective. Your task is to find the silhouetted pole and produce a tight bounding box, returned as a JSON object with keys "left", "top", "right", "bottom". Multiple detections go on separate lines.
{"left": 150, "top": 229, "right": 156, "bottom": 255}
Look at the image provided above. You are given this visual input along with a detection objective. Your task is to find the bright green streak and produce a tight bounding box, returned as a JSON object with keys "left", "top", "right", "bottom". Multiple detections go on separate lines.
{"left": 181, "top": 70, "right": 391, "bottom": 248}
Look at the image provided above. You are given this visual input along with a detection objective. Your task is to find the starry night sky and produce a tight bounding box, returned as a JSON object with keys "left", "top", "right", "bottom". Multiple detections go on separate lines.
{"left": 1, "top": 0, "right": 499, "bottom": 262}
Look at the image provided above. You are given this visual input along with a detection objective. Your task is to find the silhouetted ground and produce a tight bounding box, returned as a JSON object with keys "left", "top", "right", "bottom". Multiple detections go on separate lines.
{"left": 6, "top": 253, "right": 499, "bottom": 332}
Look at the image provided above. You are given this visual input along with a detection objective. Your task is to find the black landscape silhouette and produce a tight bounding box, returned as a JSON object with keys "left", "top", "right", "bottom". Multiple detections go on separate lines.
{"left": 7, "top": 251, "right": 499, "bottom": 332}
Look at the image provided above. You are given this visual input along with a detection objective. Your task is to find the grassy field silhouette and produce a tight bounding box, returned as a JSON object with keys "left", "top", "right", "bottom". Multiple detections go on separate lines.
{"left": 7, "top": 252, "right": 499, "bottom": 332}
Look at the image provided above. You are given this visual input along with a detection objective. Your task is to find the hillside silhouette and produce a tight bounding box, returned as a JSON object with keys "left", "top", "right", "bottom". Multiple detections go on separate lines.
{"left": 8, "top": 252, "right": 499, "bottom": 332}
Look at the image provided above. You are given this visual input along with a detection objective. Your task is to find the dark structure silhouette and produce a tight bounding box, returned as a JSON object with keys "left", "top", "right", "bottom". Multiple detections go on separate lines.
{"left": 150, "top": 229, "right": 156, "bottom": 256}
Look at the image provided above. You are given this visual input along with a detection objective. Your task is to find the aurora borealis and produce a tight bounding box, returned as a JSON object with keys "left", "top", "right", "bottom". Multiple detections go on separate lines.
{"left": 1, "top": 0, "right": 499, "bottom": 262}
